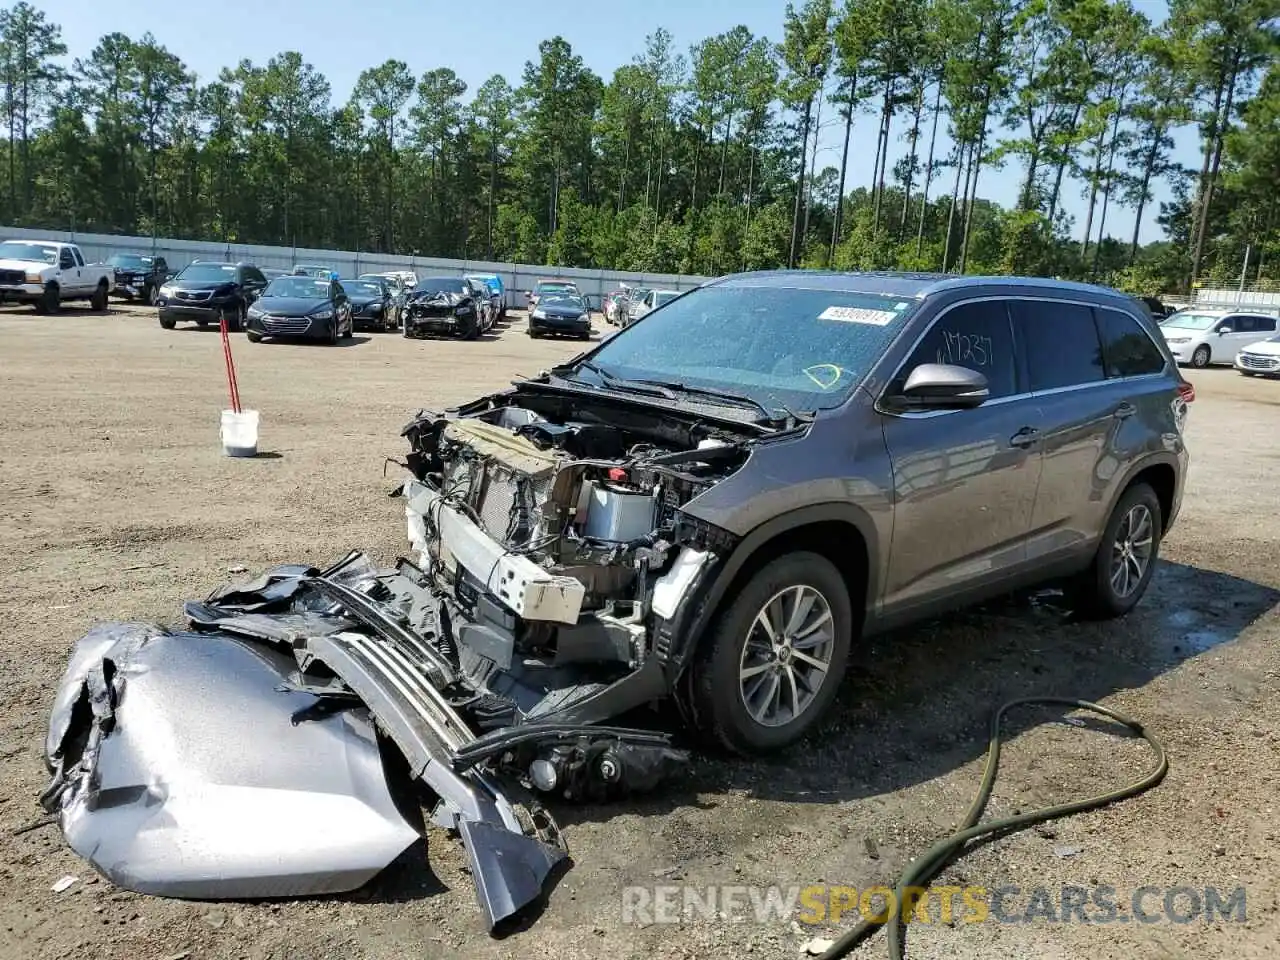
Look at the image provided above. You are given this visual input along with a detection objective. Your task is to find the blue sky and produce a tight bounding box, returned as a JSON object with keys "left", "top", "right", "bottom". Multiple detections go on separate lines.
{"left": 50, "top": 0, "right": 1191, "bottom": 246}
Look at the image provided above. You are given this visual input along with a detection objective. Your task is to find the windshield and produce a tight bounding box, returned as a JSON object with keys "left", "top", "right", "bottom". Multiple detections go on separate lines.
{"left": 264, "top": 276, "right": 331, "bottom": 298}
{"left": 343, "top": 281, "right": 385, "bottom": 297}
{"left": 414, "top": 278, "right": 467, "bottom": 295}
{"left": 108, "top": 254, "right": 151, "bottom": 269}
{"left": 176, "top": 263, "right": 237, "bottom": 283}
{"left": 540, "top": 294, "right": 586, "bottom": 311}
{"left": 1, "top": 242, "right": 58, "bottom": 264}
{"left": 572, "top": 285, "right": 918, "bottom": 413}
{"left": 538, "top": 282, "right": 577, "bottom": 295}
{"left": 1162, "top": 312, "right": 1222, "bottom": 331}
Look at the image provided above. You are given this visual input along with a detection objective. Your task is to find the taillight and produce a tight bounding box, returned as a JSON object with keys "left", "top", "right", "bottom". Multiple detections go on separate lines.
{"left": 1177, "top": 382, "right": 1195, "bottom": 403}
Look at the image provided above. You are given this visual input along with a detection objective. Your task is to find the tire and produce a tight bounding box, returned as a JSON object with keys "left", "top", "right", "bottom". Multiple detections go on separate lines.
{"left": 342, "top": 312, "right": 353, "bottom": 338}
{"left": 246, "top": 330, "right": 263, "bottom": 343}
{"left": 688, "top": 552, "right": 852, "bottom": 755}
{"left": 1068, "top": 482, "right": 1162, "bottom": 621}
{"left": 1239, "top": 370, "right": 1256, "bottom": 377}
{"left": 1190, "top": 344, "right": 1211, "bottom": 368}
{"left": 34, "top": 283, "right": 59, "bottom": 314}
{"left": 145, "top": 284, "right": 158, "bottom": 307}
{"left": 159, "top": 315, "right": 176, "bottom": 329}
{"left": 328, "top": 319, "right": 339, "bottom": 345}
{"left": 464, "top": 318, "right": 479, "bottom": 340}
{"left": 90, "top": 281, "right": 109, "bottom": 312}
{"left": 220, "top": 304, "right": 244, "bottom": 333}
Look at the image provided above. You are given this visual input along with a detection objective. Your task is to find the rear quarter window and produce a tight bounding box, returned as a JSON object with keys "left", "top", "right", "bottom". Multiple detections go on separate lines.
{"left": 1093, "top": 308, "right": 1167, "bottom": 377}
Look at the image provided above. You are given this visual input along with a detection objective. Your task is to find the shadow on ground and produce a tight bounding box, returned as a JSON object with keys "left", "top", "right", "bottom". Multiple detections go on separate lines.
{"left": 549, "top": 560, "right": 1279, "bottom": 829}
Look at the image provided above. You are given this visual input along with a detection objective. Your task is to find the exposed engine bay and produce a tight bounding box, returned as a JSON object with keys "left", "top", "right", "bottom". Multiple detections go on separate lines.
{"left": 399, "top": 384, "right": 760, "bottom": 729}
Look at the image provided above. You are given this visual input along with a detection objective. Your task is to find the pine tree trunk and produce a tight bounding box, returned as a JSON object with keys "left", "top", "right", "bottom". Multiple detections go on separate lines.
{"left": 788, "top": 97, "right": 814, "bottom": 268}
{"left": 898, "top": 83, "right": 925, "bottom": 238}
{"left": 942, "top": 140, "right": 968, "bottom": 272}
{"left": 803, "top": 92, "right": 823, "bottom": 241}
{"left": 831, "top": 76, "right": 857, "bottom": 262}
{"left": 1192, "top": 50, "right": 1240, "bottom": 287}
{"left": 916, "top": 82, "right": 942, "bottom": 259}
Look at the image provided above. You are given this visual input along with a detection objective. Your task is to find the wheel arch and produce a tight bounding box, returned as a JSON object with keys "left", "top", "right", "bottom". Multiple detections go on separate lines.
{"left": 662, "top": 503, "right": 879, "bottom": 681}
{"left": 1111, "top": 455, "right": 1179, "bottom": 535}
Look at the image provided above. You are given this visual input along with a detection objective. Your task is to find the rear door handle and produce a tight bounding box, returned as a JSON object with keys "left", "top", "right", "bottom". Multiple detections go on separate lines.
{"left": 1009, "top": 427, "right": 1040, "bottom": 449}
{"left": 1113, "top": 402, "right": 1137, "bottom": 419}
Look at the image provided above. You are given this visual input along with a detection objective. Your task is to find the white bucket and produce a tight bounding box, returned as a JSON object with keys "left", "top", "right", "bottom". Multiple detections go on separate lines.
{"left": 220, "top": 409, "right": 259, "bottom": 458}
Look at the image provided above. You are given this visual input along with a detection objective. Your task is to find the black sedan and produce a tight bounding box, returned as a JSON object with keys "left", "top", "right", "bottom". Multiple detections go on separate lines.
{"left": 244, "top": 275, "right": 354, "bottom": 344}
{"left": 528, "top": 293, "right": 593, "bottom": 339}
{"left": 341, "top": 278, "right": 396, "bottom": 332}
{"left": 402, "top": 277, "right": 485, "bottom": 339}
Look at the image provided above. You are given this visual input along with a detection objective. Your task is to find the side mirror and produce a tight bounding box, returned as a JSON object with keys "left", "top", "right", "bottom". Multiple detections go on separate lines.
{"left": 1218, "top": 326, "right": 1233, "bottom": 335}
{"left": 895, "top": 363, "right": 990, "bottom": 409}
{"left": 165, "top": 273, "right": 175, "bottom": 281}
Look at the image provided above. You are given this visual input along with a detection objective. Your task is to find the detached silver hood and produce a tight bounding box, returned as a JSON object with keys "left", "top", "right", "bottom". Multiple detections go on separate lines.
{"left": 42, "top": 622, "right": 422, "bottom": 899}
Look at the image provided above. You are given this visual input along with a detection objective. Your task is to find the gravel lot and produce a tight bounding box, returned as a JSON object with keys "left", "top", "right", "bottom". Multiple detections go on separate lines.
{"left": 2, "top": 300, "right": 1279, "bottom": 960}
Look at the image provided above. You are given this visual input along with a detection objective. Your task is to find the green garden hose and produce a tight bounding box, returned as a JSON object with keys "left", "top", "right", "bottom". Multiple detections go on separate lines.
{"left": 819, "top": 697, "right": 1170, "bottom": 960}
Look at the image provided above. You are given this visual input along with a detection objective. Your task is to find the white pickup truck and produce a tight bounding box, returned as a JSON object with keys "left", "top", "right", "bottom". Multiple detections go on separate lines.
{"left": 0, "top": 239, "right": 115, "bottom": 313}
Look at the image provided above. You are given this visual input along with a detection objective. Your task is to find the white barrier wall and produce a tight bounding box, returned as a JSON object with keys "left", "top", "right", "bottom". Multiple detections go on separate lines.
{"left": 0, "top": 225, "right": 714, "bottom": 308}
{"left": 1192, "top": 288, "right": 1280, "bottom": 311}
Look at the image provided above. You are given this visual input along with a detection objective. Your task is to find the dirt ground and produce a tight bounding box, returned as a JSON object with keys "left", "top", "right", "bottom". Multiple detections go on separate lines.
{"left": 2, "top": 300, "right": 1279, "bottom": 960}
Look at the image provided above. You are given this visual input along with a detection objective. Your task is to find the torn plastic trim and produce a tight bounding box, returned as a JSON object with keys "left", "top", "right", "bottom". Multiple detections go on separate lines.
{"left": 304, "top": 574, "right": 457, "bottom": 689}
{"left": 299, "top": 630, "right": 565, "bottom": 928}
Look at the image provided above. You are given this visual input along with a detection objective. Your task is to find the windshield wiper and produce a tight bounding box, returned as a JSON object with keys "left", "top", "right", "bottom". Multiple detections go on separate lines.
{"left": 624, "top": 377, "right": 812, "bottom": 424}
{"left": 555, "top": 362, "right": 811, "bottom": 425}
{"left": 558, "top": 360, "right": 678, "bottom": 400}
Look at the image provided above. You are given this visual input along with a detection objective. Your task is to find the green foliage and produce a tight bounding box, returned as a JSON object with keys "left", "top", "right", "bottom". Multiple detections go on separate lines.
{"left": 0, "top": 0, "right": 1274, "bottom": 292}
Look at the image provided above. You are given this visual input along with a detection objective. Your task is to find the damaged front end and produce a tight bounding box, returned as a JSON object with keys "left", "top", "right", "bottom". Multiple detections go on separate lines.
{"left": 41, "top": 380, "right": 769, "bottom": 930}
{"left": 42, "top": 551, "right": 688, "bottom": 929}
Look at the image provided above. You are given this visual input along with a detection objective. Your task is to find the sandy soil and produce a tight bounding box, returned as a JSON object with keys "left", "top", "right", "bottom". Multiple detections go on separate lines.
{"left": 2, "top": 301, "right": 1279, "bottom": 960}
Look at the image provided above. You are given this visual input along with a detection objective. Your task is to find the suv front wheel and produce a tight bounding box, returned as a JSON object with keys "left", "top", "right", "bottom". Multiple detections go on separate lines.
{"left": 1070, "top": 482, "right": 1162, "bottom": 620}
{"left": 691, "top": 552, "right": 852, "bottom": 755}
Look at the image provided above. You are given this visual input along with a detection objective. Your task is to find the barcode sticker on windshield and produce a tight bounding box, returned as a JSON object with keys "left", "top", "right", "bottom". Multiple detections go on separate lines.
{"left": 818, "top": 306, "right": 897, "bottom": 325}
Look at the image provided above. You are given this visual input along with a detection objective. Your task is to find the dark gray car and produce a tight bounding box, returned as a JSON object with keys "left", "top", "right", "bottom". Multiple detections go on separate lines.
{"left": 42, "top": 270, "right": 1193, "bottom": 927}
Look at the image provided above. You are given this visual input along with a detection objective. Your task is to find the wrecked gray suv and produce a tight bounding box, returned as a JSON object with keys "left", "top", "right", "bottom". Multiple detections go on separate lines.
{"left": 400, "top": 270, "right": 1191, "bottom": 754}
{"left": 42, "top": 270, "right": 1191, "bottom": 929}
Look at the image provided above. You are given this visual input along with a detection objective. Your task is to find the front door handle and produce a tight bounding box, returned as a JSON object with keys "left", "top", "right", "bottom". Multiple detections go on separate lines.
{"left": 1009, "top": 427, "right": 1040, "bottom": 449}
{"left": 1113, "top": 402, "right": 1137, "bottom": 419}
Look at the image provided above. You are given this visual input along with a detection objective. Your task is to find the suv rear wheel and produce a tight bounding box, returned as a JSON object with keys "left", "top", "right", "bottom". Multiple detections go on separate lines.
{"left": 691, "top": 552, "right": 852, "bottom": 755}
{"left": 1069, "top": 481, "right": 1162, "bottom": 620}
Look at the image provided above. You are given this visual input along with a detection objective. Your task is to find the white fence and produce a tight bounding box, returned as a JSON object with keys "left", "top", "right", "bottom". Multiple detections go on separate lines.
{"left": 1192, "top": 287, "right": 1280, "bottom": 312}
{"left": 0, "top": 225, "right": 714, "bottom": 307}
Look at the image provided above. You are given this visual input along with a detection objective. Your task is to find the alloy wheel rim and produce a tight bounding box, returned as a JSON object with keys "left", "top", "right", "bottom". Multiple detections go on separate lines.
{"left": 1110, "top": 504, "right": 1154, "bottom": 599}
{"left": 738, "top": 585, "right": 835, "bottom": 728}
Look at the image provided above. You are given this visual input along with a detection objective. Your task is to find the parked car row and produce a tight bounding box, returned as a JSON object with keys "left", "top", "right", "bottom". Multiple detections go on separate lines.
{"left": 142, "top": 258, "right": 525, "bottom": 344}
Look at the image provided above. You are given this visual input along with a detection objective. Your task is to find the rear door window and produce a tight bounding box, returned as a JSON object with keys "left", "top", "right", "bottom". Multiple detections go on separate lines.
{"left": 1009, "top": 300, "right": 1105, "bottom": 392}
{"left": 899, "top": 300, "right": 1018, "bottom": 399}
{"left": 1093, "top": 307, "right": 1167, "bottom": 377}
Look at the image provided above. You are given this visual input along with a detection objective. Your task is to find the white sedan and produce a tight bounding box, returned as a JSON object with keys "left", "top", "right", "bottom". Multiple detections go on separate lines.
{"left": 1235, "top": 334, "right": 1280, "bottom": 377}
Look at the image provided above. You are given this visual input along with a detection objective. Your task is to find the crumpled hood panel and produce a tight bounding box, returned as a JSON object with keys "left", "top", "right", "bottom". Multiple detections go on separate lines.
{"left": 42, "top": 623, "right": 422, "bottom": 899}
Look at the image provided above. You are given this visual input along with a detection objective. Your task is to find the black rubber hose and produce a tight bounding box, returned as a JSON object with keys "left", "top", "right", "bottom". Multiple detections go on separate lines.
{"left": 818, "top": 697, "right": 1169, "bottom": 960}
